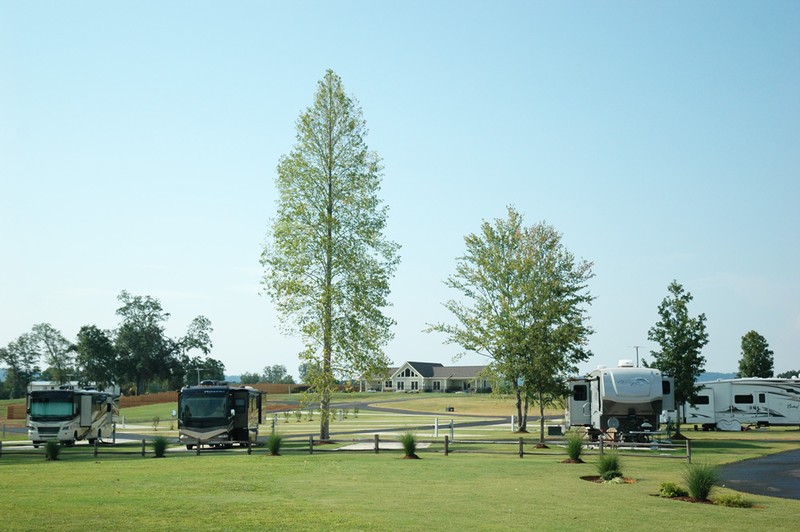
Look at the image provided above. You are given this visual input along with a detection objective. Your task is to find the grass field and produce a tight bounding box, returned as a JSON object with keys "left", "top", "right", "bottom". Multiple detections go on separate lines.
{"left": 1, "top": 438, "right": 798, "bottom": 531}
{"left": 2, "top": 394, "right": 799, "bottom": 530}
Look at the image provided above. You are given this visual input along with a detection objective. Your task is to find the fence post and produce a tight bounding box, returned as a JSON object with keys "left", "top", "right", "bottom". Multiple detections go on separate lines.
{"left": 0, "top": 440, "right": 3, "bottom": 458}
{"left": 374, "top": 434, "right": 380, "bottom": 454}
{"left": 434, "top": 417, "right": 438, "bottom": 437}
{"left": 309, "top": 435, "right": 314, "bottom": 454}
{"left": 686, "top": 439, "right": 692, "bottom": 463}
{"left": 444, "top": 435, "right": 449, "bottom": 456}
{"left": 599, "top": 436, "right": 604, "bottom": 455}
{"left": 141, "top": 439, "right": 146, "bottom": 457}
{"left": 196, "top": 439, "right": 201, "bottom": 455}
{"left": 519, "top": 437, "right": 524, "bottom": 458}
{"left": 511, "top": 415, "right": 515, "bottom": 432}
{"left": 450, "top": 419, "right": 454, "bottom": 440}
{"left": 94, "top": 437, "right": 99, "bottom": 457}
{"left": 247, "top": 439, "right": 252, "bottom": 455}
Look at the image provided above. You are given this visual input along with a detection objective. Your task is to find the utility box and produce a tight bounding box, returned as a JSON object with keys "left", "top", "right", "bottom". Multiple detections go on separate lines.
{"left": 547, "top": 425, "right": 563, "bottom": 436}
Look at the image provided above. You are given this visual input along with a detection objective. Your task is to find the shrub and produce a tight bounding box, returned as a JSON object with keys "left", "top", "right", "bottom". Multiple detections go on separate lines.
{"left": 151, "top": 416, "right": 160, "bottom": 431}
{"left": 353, "top": 406, "right": 359, "bottom": 418}
{"left": 266, "top": 433, "right": 283, "bottom": 456}
{"left": 294, "top": 409, "right": 302, "bottom": 422}
{"left": 715, "top": 493, "right": 752, "bottom": 508}
{"left": 683, "top": 462, "right": 719, "bottom": 500}
{"left": 152, "top": 436, "right": 169, "bottom": 458}
{"left": 400, "top": 431, "right": 418, "bottom": 458}
{"left": 601, "top": 470, "right": 623, "bottom": 481}
{"left": 596, "top": 451, "right": 621, "bottom": 478}
{"left": 564, "top": 431, "right": 584, "bottom": 461}
{"left": 45, "top": 440, "right": 61, "bottom": 461}
{"left": 659, "top": 481, "right": 688, "bottom": 498}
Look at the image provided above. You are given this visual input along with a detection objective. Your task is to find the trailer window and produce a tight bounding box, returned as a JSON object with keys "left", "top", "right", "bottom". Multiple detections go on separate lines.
{"left": 734, "top": 394, "right": 753, "bottom": 404}
{"left": 573, "top": 385, "right": 587, "bottom": 401}
{"left": 692, "top": 395, "right": 710, "bottom": 405}
{"left": 758, "top": 393, "right": 766, "bottom": 403}
{"left": 662, "top": 381, "right": 671, "bottom": 394}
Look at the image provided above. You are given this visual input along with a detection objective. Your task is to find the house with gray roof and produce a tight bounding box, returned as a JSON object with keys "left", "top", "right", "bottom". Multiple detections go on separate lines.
{"left": 366, "top": 361, "right": 490, "bottom": 393}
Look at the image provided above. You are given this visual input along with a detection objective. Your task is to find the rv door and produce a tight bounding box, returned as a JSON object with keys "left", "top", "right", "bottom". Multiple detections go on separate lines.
{"left": 80, "top": 394, "right": 93, "bottom": 427}
{"left": 567, "top": 380, "right": 592, "bottom": 427}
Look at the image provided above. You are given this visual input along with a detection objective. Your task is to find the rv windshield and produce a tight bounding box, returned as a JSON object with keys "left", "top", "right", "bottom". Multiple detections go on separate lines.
{"left": 180, "top": 395, "right": 228, "bottom": 420}
{"left": 29, "top": 392, "right": 74, "bottom": 420}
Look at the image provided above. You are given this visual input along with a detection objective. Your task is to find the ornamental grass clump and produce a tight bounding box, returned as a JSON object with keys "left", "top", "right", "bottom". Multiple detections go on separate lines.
{"left": 152, "top": 436, "right": 169, "bottom": 458}
{"left": 267, "top": 433, "right": 283, "bottom": 456}
{"left": 683, "top": 462, "right": 719, "bottom": 501}
{"left": 564, "top": 431, "right": 585, "bottom": 463}
{"left": 596, "top": 451, "right": 622, "bottom": 481}
{"left": 45, "top": 440, "right": 61, "bottom": 461}
{"left": 400, "top": 431, "right": 419, "bottom": 459}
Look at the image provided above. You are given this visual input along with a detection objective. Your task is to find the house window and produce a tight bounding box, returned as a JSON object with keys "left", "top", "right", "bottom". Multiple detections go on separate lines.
{"left": 411, "top": 381, "right": 418, "bottom": 391}
{"left": 385, "top": 380, "right": 392, "bottom": 389}
{"left": 433, "top": 381, "right": 441, "bottom": 391}
{"left": 397, "top": 381, "right": 404, "bottom": 391}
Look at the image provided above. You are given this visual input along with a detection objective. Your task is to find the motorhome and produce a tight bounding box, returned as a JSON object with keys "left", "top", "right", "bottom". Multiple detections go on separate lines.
{"left": 27, "top": 381, "right": 120, "bottom": 446}
{"left": 566, "top": 360, "right": 674, "bottom": 440}
{"left": 682, "top": 377, "right": 800, "bottom": 431}
{"left": 178, "top": 381, "right": 263, "bottom": 449}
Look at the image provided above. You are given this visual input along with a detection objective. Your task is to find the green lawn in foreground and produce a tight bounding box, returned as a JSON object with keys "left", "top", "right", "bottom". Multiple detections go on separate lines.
{"left": 1, "top": 437, "right": 798, "bottom": 531}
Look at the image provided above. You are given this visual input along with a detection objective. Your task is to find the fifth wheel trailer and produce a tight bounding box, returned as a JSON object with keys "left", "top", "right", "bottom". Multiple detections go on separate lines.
{"left": 566, "top": 360, "right": 674, "bottom": 439}
{"left": 682, "top": 378, "right": 800, "bottom": 431}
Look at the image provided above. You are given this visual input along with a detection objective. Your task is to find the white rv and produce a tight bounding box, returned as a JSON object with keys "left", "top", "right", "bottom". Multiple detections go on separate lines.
{"left": 27, "top": 382, "right": 120, "bottom": 446}
{"left": 566, "top": 360, "right": 675, "bottom": 439}
{"left": 682, "top": 378, "right": 800, "bottom": 431}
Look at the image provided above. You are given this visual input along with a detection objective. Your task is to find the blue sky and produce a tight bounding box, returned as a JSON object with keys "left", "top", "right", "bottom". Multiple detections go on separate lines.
{"left": 2, "top": 1, "right": 798, "bottom": 379}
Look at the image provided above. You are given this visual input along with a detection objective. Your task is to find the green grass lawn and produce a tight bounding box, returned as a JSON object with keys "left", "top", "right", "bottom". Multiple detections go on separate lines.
{"left": 3, "top": 394, "right": 799, "bottom": 530}
{"left": 1, "top": 437, "right": 798, "bottom": 531}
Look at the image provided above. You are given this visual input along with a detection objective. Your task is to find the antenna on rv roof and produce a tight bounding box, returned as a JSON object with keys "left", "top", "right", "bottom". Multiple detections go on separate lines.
{"left": 629, "top": 346, "right": 644, "bottom": 368}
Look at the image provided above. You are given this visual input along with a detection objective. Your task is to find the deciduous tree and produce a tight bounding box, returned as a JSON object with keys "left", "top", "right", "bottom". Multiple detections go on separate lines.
{"left": 30, "top": 323, "right": 74, "bottom": 383}
{"left": 737, "top": 330, "right": 774, "bottom": 378}
{"left": 647, "top": 280, "right": 709, "bottom": 430}
{"left": 428, "top": 207, "right": 594, "bottom": 441}
{"left": 74, "top": 325, "right": 118, "bottom": 389}
{"left": 261, "top": 70, "right": 399, "bottom": 440}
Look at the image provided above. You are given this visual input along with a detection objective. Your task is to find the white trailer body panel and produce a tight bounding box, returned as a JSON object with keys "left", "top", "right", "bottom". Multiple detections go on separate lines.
{"left": 683, "top": 378, "right": 800, "bottom": 430}
{"left": 567, "top": 362, "right": 674, "bottom": 437}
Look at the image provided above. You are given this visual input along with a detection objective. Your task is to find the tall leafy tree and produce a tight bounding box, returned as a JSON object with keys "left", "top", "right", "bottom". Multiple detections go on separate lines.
{"left": 262, "top": 364, "right": 295, "bottom": 384}
{"left": 30, "top": 323, "right": 74, "bottom": 383}
{"left": 74, "top": 325, "right": 118, "bottom": 388}
{"left": 261, "top": 70, "right": 400, "bottom": 440}
{"left": 647, "top": 280, "right": 709, "bottom": 430}
{"left": 0, "top": 334, "right": 41, "bottom": 398}
{"left": 737, "top": 330, "right": 774, "bottom": 378}
{"left": 428, "top": 207, "right": 594, "bottom": 440}
{"left": 114, "top": 290, "right": 213, "bottom": 394}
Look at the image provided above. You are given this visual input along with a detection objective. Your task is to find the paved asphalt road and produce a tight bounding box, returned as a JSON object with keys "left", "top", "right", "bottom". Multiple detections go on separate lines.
{"left": 719, "top": 448, "right": 800, "bottom": 500}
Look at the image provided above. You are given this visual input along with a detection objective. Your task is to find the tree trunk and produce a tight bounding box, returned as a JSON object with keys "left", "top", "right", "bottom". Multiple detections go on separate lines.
{"left": 520, "top": 395, "right": 528, "bottom": 432}
{"left": 514, "top": 384, "right": 524, "bottom": 432}
{"left": 538, "top": 390, "right": 546, "bottom": 444}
